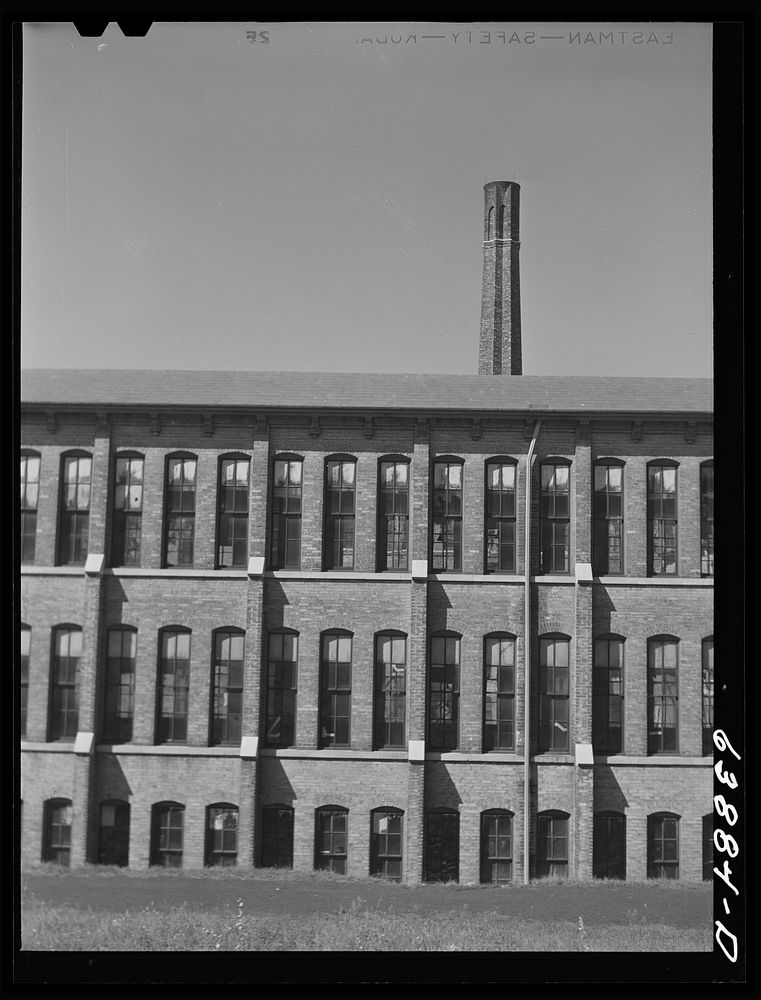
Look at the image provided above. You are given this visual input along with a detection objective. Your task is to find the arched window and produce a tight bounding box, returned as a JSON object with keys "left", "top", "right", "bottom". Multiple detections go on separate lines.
{"left": 425, "top": 808, "right": 459, "bottom": 883}
{"left": 324, "top": 456, "right": 356, "bottom": 570}
{"left": 58, "top": 451, "right": 91, "bottom": 565}
{"left": 217, "top": 454, "right": 250, "bottom": 568}
{"left": 97, "top": 800, "right": 130, "bottom": 867}
{"left": 592, "top": 635, "right": 624, "bottom": 754}
{"left": 539, "top": 459, "right": 571, "bottom": 574}
{"left": 264, "top": 630, "right": 298, "bottom": 748}
{"left": 20, "top": 624, "right": 30, "bottom": 737}
{"left": 702, "top": 637, "right": 714, "bottom": 755}
{"left": 431, "top": 457, "right": 463, "bottom": 572}
{"left": 260, "top": 804, "right": 294, "bottom": 869}
{"left": 157, "top": 628, "right": 191, "bottom": 744}
{"left": 536, "top": 810, "right": 569, "bottom": 879}
{"left": 371, "top": 808, "right": 403, "bottom": 881}
{"left": 538, "top": 634, "right": 570, "bottom": 752}
{"left": 112, "top": 452, "right": 144, "bottom": 567}
{"left": 485, "top": 458, "right": 517, "bottom": 574}
{"left": 428, "top": 632, "right": 461, "bottom": 751}
{"left": 20, "top": 450, "right": 40, "bottom": 563}
{"left": 647, "top": 460, "right": 678, "bottom": 576}
{"left": 481, "top": 810, "right": 513, "bottom": 884}
{"left": 210, "top": 628, "right": 244, "bottom": 746}
{"left": 42, "top": 798, "right": 73, "bottom": 865}
{"left": 103, "top": 626, "right": 137, "bottom": 743}
{"left": 700, "top": 461, "right": 714, "bottom": 576}
{"left": 163, "top": 453, "right": 197, "bottom": 567}
{"left": 315, "top": 805, "right": 348, "bottom": 874}
{"left": 647, "top": 812, "right": 679, "bottom": 879}
{"left": 319, "top": 630, "right": 352, "bottom": 748}
{"left": 150, "top": 801, "right": 184, "bottom": 867}
{"left": 483, "top": 633, "right": 516, "bottom": 751}
{"left": 49, "top": 625, "right": 81, "bottom": 741}
{"left": 377, "top": 457, "right": 410, "bottom": 571}
{"left": 593, "top": 459, "right": 625, "bottom": 575}
{"left": 374, "top": 631, "right": 407, "bottom": 749}
{"left": 593, "top": 811, "right": 626, "bottom": 879}
{"left": 206, "top": 803, "right": 238, "bottom": 866}
{"left": 647, "top": 636, "right": 679, "bottom": 754}
{"left": 271, "top": 454, "right": 303, "bottom": 570}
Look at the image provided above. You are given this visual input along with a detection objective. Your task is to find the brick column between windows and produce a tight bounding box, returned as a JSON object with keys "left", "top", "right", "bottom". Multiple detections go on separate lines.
{"left": 70, "top": 748, "right": 93, "bottom": 867}
{"left": 406, "top": 761, "right": 425, "bottom": 884}
{"left": 406, "top": 428, "right": 429, "bottom": 884}
{"left": 574, "top": 574, "right": 594, "bottom": 880}
{"left": 249, "top": 434, "right": 271, "bottom": 560}
{"left": 575, "top": 423, "right": 592, "bottom": 564}
{"left": 239, "top": 574, "right": 265, "bottom": 865}
{"left": 574, "top": 765, "right": 594, "bottom": 879}
{"left": 238, "top": 756, "right": 258, "bottom": 867}
{"left": 627, "top": 457, "right": 648, "bottom": 577}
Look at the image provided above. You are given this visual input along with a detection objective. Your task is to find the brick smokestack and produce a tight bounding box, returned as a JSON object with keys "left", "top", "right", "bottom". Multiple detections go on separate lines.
{"left": 478, "top": 181, "right": 522, "bottom": 375}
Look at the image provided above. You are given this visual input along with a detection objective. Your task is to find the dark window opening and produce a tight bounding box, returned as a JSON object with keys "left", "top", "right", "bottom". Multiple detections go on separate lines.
{"left": 324, "top": 459, "right": 356, "bottom": 570}
{"left": 164, "top": 456, "right": 196, "bottom": 567}
{"left": 537, "top": 811, "right": 568, "bottom": 879}
{"left": 271, "top": 458, "right": 302, "bottom": 569}
{"left": 425, "top": 810, "right": 459, "bottom": 883}
{"left": 320, "top": 633, "right": 351, "bottom": 748}
{"left": 480, "top": 811, "right": 512, "bottom": 884}
{"left": 206, "top": 804, "right": 238, "bottom": 867}
{"left": 648, "top": 813, "right": 679, "bottom": 879}
{"left": 103, "top": 628, "right": 136, "bottom": 743}
{"left": 112, "top": 455, "right": 144, "bottom": 567}
{"left": 265, "top": 632, "right": 297, "bottom": 748}
{"left": 593, "top": 462, "right": 623, "bottom": 575}
{"left": 211, "top": 630, "right": 244, "bottom": 745}
{"left": 540, "top": 463, "right": 570, "bottom": 573}
{"left": 592, "top": 636, "right": 624, "bottom": 755}
{"left": 648, "top": 638, "right": 678, "bottom": 754}
{"left": 315, "top": 807, "right": 348, "bottom": 874}
{"left": 647, "top": 463, "right": 678, "bottom": 575}
{"left": 378, "top": 460, "right": 409, "bottom": 570}
{"left": 371, "top": 809, "right": 403, "bottom": 881}
{"left": 428, "top": 635, "right": 460, "bottom": 751}
{"left": 432, "top": 461, "right": 463, "bottom": 572}
{"left": 485, "top": 461, "right": 516, "bottom": 573}
{"left": 593, "top": 812, "right": 626, "bottom": 879}
{"left": 483, "top": 635, "right": 515, "bottom": 751}
{"left": 58, "top": 453, "right": 91, "bottom": 565}
{"left": 374, "top": 634, "right": 406, "bottom": 749}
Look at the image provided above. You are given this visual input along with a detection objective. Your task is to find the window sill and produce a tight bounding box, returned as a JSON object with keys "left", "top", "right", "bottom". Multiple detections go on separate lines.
{"left": 594, "top": 754, "right": 713, "bottom": 766}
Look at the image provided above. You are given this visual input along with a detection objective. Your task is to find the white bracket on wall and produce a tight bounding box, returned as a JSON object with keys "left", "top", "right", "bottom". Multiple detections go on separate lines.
{"left": 408, "top": 740, "right": 425, "bottom": 762}
{"left": 574, "top": 743, "right": 594, "bottom": 767}
{"left": 411, "top": 559, "right": 428, "bottom": 581}
{"left": 84, "top": 553, "right": 105, "bottom": 577}
{"left": 247, "top": 556, "right": 265, "bottom": 577}
{"left": 574, "top": 562, "right": 593, "bottom": 584}
{"left": 240, "top": 736, "right": 259, "bottom": 759}
{"left": 73, "top": 732, "right": 95, "bottom": 755}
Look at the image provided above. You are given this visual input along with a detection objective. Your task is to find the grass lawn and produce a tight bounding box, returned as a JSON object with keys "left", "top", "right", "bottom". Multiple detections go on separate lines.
{"left": 20, "top": 865, "right": 713, "bottom": 952}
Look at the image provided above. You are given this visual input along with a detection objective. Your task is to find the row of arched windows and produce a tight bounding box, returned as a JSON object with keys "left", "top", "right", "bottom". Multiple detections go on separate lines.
{"left": 36, "top": 798, "right": 712, "bottom": 881}
{"left": 19, "top": 624, "right": 714, "bottom": 759}
{"left": 19, "top": 449, "right": 714, "bottom": 578}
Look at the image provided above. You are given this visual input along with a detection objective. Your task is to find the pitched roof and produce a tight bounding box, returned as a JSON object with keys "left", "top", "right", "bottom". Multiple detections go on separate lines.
{"left": 20, "top": 369, "right": 713, "bottom": 416}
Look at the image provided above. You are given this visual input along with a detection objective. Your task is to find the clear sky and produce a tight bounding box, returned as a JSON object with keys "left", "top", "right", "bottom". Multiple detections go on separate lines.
{"left": 21, "top": 21, "right": 713, "bottom": 377}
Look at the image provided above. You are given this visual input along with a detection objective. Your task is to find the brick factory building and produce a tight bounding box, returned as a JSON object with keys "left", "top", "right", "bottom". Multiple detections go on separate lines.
{"left": 18, "top": 182, "right": 714, "bottom": 883}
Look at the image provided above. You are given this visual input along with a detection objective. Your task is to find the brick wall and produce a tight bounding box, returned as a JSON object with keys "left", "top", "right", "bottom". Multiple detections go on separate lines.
{"left": 19, "top": 409, "right": 713, "bottom": 882}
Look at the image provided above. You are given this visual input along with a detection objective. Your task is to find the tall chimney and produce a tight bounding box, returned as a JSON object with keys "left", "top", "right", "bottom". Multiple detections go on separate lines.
{"left": 478, "top": 181, "right": 522, "bottom": 375}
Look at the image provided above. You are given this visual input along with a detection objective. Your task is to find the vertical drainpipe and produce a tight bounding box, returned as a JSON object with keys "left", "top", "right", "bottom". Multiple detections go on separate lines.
{"left": 523, "top": 418, "right": 541, "bottom": 884}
